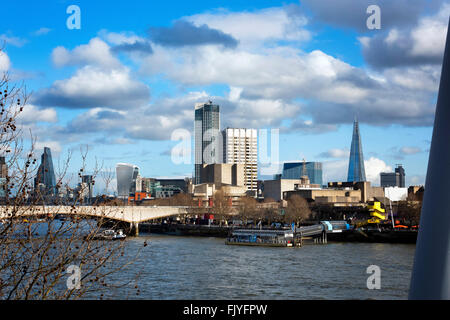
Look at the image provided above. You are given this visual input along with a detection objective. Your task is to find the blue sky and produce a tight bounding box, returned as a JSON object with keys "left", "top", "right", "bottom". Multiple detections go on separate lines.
{"left": 1, "top": 0, "right": 448, "bottom": 194}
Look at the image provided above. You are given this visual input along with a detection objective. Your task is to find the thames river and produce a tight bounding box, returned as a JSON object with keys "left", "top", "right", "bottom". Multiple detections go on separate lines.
{"left": 99, "top": 234, "right": 415, "bottom": 300}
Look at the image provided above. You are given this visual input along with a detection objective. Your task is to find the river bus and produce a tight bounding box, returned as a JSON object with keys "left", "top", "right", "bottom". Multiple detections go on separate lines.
{"left": 225, "top": 229, "right": 295, "bottom": 247}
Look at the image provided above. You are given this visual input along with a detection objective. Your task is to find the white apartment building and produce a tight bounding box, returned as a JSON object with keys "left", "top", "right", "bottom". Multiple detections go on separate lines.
{"left": 222, "top": 128, "right": 258, "bottom": 192}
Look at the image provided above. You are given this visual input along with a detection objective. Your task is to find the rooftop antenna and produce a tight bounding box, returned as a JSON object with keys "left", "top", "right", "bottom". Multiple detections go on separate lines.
{"left": 409, "top": 18, "right": 450, "bottom": 299}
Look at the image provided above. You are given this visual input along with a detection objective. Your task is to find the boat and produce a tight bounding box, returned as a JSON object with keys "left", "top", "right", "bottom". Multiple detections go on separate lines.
{"left": 225, "top": 229, "right": 295, "bottom": 247}
{"left": 90, "top": 229, "right": 126, "bottom": 240}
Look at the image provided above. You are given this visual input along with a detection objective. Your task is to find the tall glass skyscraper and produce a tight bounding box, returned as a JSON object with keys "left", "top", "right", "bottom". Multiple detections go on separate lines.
{"left": 194, "top": 101, "right": 221, "bottom": 184}
{"left": 282, "top": 161, "right": 323, "bottom": 185}
{"left": 116, "top": 163, "right": 139, "bottom": 198}
{"left": 347, "top": 119, "right": 366, "bottom": 182}
{"left": 35, "top": 147, "right": 57, "bottom": 195}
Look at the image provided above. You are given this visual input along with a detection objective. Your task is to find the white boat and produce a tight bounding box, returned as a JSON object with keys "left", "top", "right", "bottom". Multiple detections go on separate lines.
{"left": 91, "top": 229, "right": 126, "bottom": 240}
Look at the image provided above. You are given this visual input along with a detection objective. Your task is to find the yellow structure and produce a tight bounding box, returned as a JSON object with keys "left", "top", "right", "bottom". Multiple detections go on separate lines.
{"left": 356, "top": 201, "right": 388, "bottom": 227}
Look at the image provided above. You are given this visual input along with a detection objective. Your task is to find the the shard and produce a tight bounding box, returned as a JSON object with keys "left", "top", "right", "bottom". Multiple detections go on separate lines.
{"left": 347, "top": 118, "right": 366, "bottom": 182}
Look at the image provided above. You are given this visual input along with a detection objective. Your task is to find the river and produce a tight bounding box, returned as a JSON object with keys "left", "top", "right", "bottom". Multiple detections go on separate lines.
{"left": 98, "top": 234, "right": 415, "bottom": 300}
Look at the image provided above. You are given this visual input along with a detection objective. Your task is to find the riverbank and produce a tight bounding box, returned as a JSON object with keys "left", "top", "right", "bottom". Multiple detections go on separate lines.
{"left": 140, "top": 223, "right": 417, "bottom": 244}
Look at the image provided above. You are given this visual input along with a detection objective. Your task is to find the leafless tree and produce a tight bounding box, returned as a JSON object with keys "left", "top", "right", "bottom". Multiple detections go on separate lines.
{"left": 237, "top": 196, "right": 257, "bottom": 225}
{"left": 100, "top": 166, "right": 115, "bottom": 196}
{"left": 284, "top": 195, "right": 311, "bottom": 226}
{"left": 0, "top": 53, "right": 145, "bottom": 300}
{"left": 211, "top": 189, "right": 232, "bottom": 226}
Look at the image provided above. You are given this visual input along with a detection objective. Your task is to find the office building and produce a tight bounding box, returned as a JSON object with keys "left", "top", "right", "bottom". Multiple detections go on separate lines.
{"left": 200, "top": 163, "right": 244, "bottom": 188}
{"left": 194, "top": 101, "right": 221, "bottom": 184}
{"left": 282, "top": 161, "right": 323, "bottom": 185}
{"left": 189, "top": 163, "right": 247, "bottom": 200}
{"left": 395, "top": 164, "right": 406, "bottom": 187}
{"left": 284, "top": 181, "right": 384, "bottom": 206}
{"left": 34, "top": 147, "right": 57, "bottom": 196}
{"left": 80, "top": 175, "right": 94, "bottom": 203}
{"left": 116, "top": 163, "right": 139, "bottom": 199}
{"left": 222, "top": 128, "right": 258, "bottom": 192}
{"left": 347, "top": 118, "right": 366, "bottom": 182}
{"left": 380, "top": 164, "right": 406, "bottom": 187}
{"left": 141, "top": 178, "right": 185, "bottom": 198}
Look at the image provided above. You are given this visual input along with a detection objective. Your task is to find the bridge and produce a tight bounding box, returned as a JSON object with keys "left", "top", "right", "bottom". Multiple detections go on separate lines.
{"left": 0, "top": 205, "right": 197, "bottom": 235}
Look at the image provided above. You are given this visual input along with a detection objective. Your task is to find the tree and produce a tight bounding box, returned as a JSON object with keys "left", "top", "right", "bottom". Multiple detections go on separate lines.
{"left": 169, "top": 193, "right": 194, "bottom": 206}
{"left": 0, "top": 54, "right": 145, "bottom": 300}
{"left": 211, "top": 189, "right": 232, "bottom": 225}
{"left": 237, "top": 196, "right": 257, "bottom": 225}
{"left": 396, "top": 200, "right": 422, "bottom": 225}
{"left": 284, "top": 195, "right": 311, "bottom": 226}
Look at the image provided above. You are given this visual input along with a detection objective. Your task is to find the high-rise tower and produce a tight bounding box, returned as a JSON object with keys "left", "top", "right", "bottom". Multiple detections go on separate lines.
{"left": 222, "top": 128, "right": 257, "bottom": 192}
{"left": 116, "top": 163, "right": 139, "bottom": 199}
{"left": 194, "top": 101, "right": 221, "bottom": 184}
{"left": 347, "top": 119, "right": 366, "bottom": 182}
{"left": 35, "top": 147, "right": 57, "bottom": 196}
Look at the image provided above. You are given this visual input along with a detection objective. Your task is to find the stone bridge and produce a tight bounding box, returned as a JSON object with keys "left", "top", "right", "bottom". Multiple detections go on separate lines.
{"left": 0, "top": 205, "right": 200, "bottom": 235}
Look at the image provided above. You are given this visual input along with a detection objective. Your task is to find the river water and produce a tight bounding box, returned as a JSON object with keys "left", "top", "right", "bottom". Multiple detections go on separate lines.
{"left": 100, "top": 234, "right": 416, "bottom": 300}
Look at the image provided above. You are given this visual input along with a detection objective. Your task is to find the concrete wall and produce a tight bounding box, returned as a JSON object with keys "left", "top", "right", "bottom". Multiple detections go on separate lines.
{"left": 263, "top": 179, "right": 302, "bottom": 201}
{"left": 287, "top": 189, "right": 361, "bottom": 203}
{"left": 201, "top": 164, "right": 244, "bottom": 187}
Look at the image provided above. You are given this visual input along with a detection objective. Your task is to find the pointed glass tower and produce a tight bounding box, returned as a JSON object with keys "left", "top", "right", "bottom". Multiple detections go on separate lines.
{"left": 347, "top": 119, "right": 366, "bottom": 182}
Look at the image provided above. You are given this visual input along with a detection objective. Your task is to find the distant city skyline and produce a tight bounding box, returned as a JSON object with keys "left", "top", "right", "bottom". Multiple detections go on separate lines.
{"left": 1, "top": 0, "right": 446, "bottom": 193}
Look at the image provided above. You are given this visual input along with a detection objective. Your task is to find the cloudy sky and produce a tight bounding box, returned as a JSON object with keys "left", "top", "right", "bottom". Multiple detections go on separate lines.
{"left": 1, "top": 0, "right": 448, "bottom": 193}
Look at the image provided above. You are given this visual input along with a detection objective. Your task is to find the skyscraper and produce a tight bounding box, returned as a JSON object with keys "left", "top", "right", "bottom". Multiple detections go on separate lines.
{"left": 116, "top": 163, "right": 139, "bottom": 198}
{"left": 395, "top": 164, "right": 405, "bottom": 187}
{"left": 282, "top": 161, "right": 323, "bottom": 185}
{"left": 35, "top": 147, "right": 57, "bottom": 196}
{"left": 80, "top": 175, "right": 94, "bottom": 203}
{"left": 380, "top": 164, "right": 406, "bottom": 187}
{"left": 347, "top": 119, "right": 366, "bottom": 182}
{"left": 223, "top": 128, "right": 258, "bottom": 191}
{"left": 194, "top": 101, "right": 221, "bottom": 184}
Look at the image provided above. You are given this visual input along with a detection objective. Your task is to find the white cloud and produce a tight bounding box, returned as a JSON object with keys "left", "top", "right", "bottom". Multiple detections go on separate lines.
{"left": 319, "top": 148, "right": 350, "bottom": 159}
{"left": 142, "top": 45, "right": 367, "bottom": 104}
{"left": 52, "top": 38, "right": 121, "bottom": 69}
{"left": 399, "top": 146, "right": 422, "bottom": 155}
{"left": 0, "top": 34, "right": 26, "bottom": 47}
{"left": 98, "top": 30, "right": 145, "bottom": 45}
{"left": 34, "top": 141, "right": 62, "bottom": 154}
{"left": 0, "top": 51, "right": 10, "bottom": 72}
{"left": 411, "top": 3, "right": 450, "bottom": 58}
{"left": 361, "top": 3, "right": 450, "bottom": 69}
{"left": 187, "top": 6, "right": 311, "bottom": 47}
{"left": 364, "top": 157, "right": 392, "bottom": 185}
{"left": 322, "top": 159, "right": 348, "bottom": 183}
{"left": 35, "top": 65, "right": 150, "bottom": 109}
{"left": 17, "top": 104, "right": 57, "bottom": 124}
{"left": 33, "top": 27, "right": 51, "bottom": 36}
{"left": 384, "top": 65, "right": 441, "bottom": 92}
